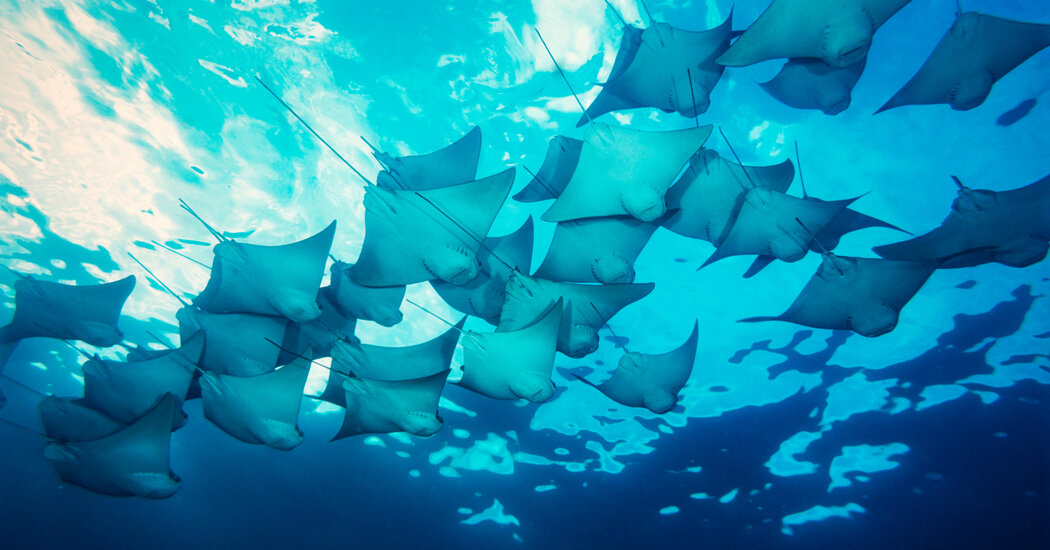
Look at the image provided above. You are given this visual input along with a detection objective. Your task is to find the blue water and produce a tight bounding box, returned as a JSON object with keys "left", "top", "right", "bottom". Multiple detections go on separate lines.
{"left": 2, "top": 0, "right": 1049, "bottom": 548}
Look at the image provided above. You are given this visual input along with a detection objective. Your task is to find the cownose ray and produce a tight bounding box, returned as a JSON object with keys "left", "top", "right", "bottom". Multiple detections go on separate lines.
{"left": 533, "top": 212, "right": 673, "bottom": 284}
{"left": 431, "top": 217, "right": 534, "bottom": 324}
{"left": 497, "top": 271, "right": 654, "bottom": 358}
{"left": 0, "top": 275, "right": 135, "bottom": 347}
{"left": 663, "top": 148, "right": 795, "bottom": 244}
{"left": 177, "top": 308, "right": 294, "bottom": 377}
{"left": 194, "top": 221, "right": 336, "bottom": 323}
{"left": 458, "top": 298, "right": 562, "bottom": 403}
{"left": 43, "top": 393, "right": 181, "bottom": 499}
{"left": 701, "top": 187, "right": 858, "bottom": 268}
{"left": 575, "top": 321, "right": 698, "bottom": 413}
{"left": 40, "top": 396, "right": 127, "bottom": 442}
{"left": 81, "top": 333, "right": 204, "bottom": 430}
{"left": 577, "top": 12, "right": 734, "bottom": 126}
{"left": 199, "top": 353, "right": 311, "bottom": 450}
{"left": 542, "top": 123, "right": 712, "bottom": 223}
{"left": 743, "top": 198, "right": 910, "bottom": 278}
{"left": 740, "top": 253, "right": 938, "bottom": 337}
{"left": 79, "top": 333, "right": 202, "bottom": 432}
{"left": 873, "top": 174, "right": 1050, "bottom": 268}
{"left": 288, "top": 288, "right": 359, "bottom": 359}
{"left": 371, "top": 126, "right": 482, "bottom": 190}
{"left": 350, "top": 168, "right": 515, "bottom": 287}
{"left": 321, "top": 319, "right": 464, "bottom": 407}
{"left": 760, "top": 57, "right": 868, "bottom": 115}
{"left": 878, "top": 12, "right": 1050, "bottom": 113}
{"left": 513, "top": 136, "right": 582, "bottom": 203}
{"left": 333, "top": 367, "right": 450, "bottom": 440}
{"left": 716, "top": 0, "right": 912, "bottom": 68}
{"left": 328, "top": 261, "right": 405, "bottom": 327}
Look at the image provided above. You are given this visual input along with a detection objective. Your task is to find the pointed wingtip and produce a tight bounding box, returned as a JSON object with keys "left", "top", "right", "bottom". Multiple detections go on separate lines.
{"left": 874, "top": 99, "right": 897, "bottom": 115}
{"left": 698, "top": 249, "right": 725, "bottom": 270}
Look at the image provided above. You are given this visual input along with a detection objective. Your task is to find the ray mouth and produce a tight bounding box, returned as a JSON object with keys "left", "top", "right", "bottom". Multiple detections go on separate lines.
{"left": 824, "top": 97, "right": 851, "bottom": 115}
{"left": 836, "top": 45, "right": 867, "bottom": 65}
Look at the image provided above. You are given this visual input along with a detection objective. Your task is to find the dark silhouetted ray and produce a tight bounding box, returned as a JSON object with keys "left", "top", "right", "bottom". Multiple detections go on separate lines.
{"left": 664, "top": 149, "right": 794, "bottom": 243}
{"left": 879, "top": 12, "right": 1050, "bottom": 112}
{"left": 81, "top": 333, "right": 203, "bottom": 430}
{"left": 0, "top": 275, "right": 135, "bottom": 347}
{"left": 513, "top": 137, "right": 582, "bottom": 202}
{"left": 328, "top": 261, "right": 405, "bottom": 327}
{"left": 332, "top": 368, "right": 449, "bottom": 440}
{"left": 43, "top": 394, "right": 180, "bottom": 498}
{"left": 717, "top": 0, "right": 911, "bottom": 68}
{"left": 576, "top": 321, "right": 698, "bottom": 413}
{"left": 200, "top": 355, "right": 311, "bottom": 450}
{"left": 997, "top": 98, "right": 1038, "bottom": 126}
{"left": 178, "top": 308, "right": 291, "bottom": 376}
{"left": 578, "top": 13, "right": 733, "bottom": 125}
{"left": 542, "top": 124, "right": 711, "bottom": 223}
{"left": 497, "top": 272, "right": 654, "bottom": 358}
{"left": 740, "top": 255, "right": 936, "bottom": 337}
{"left": 194, "top": 222, "right": 336, "bottom": 323}
{"left": 873, "top": 174, "right": 1050, "bottom": 268}
{"left": 760, "top": 57, "right": 867, "bottom": 115}
{"left": 350, "top": 168, "right": 514, "bottom": 287}
{"left": 432, "top": 217, "right": 534, "bottom": 324}
{"left": 534, "top": 212, "right": 671, "bottom": 284}
{"left": 459, "top": 298, "right": 562, "bottom": 403}
{"left": 373, "top": 126, "right": 482, "bottom": 190}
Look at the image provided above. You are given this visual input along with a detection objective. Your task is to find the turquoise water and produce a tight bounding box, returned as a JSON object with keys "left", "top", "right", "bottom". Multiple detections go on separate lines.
{"left": 1, "top": 0, "right": 1049, "bottom": 548}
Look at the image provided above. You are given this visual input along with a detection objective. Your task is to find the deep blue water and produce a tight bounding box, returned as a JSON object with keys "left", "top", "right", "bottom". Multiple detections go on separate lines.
{"left": 2, "top": 1, "right": 1049, "bottom": 548}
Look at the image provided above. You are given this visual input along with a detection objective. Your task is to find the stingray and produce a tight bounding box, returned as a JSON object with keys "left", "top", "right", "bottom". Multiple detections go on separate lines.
{"left": 350, "top": 168, "right": 515, "bottom": 287}
{"left": 760, "top": 57, "right": 868, "bottom": 115}
{"left": 43, "top": 393, "right": 180, "bottom": 498}
{"left": 702, "top": 187, "right": 856, "bottom": 268}
{"left": 371, "top": 126, "right": 482, "bottom": 190}
{"left": 716, "top": 0, "right": 911, "bottom": 68}
{"left": 878, "top": 12, "right": 1050, "bottom": 113}
{"left": 177, "top": 308, "right": 293, "bottom": 376}
{"left": 533, "top": 212, "right": 672, "bottom": 284}
{"left": 577, "top": 13, "right": 733, "bottom": 126}
{"left": 194, "top": 221, "right": 336, "bottom": 323}
{"left": 39, "top": 396, "right": 127, "bottom": 442}
{"left": 542, "top": 123, "right": 712, "bottom": 223}
{"left": 497, "top": 272, "right": 654, "bottom": 358}
{"left": 332, "top": 368, "right": 449, "bottom": 440}
{"left": 328, "top": 261, "right": 405, "bottom": 327}
{"left": 576, "top": 321, "right": 698, "bottom": 413}
{"left": 740, "top": 253, "right": 937, "bottom": 337}
{"left": 512, "top": 137, "right": 582, "bottom": 203}
{"left": 81, "top": 333, "right": 204, "bottom": 430}
{"left": 0, "top": 275, "right": 135, "bottom": 347}
{"left": 663, "top": 148, "right": 795, "bottom": 243}
{"left": 458, "top": 298, "right": 562, "bottom": 403}
{"left": 431, "top": 217, "right": 534, "bottom": 324}
{"left": 199, "top": 354, "right": 311, "bottom": 450}
{"left": 290, "top": 289, "right": 359, "bottom": 359}
{"left": 873, "top": 175, "right": 1050, "bottom": 268}
{"left": 331, "top": 319, "right": 462, "bottom": 382}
